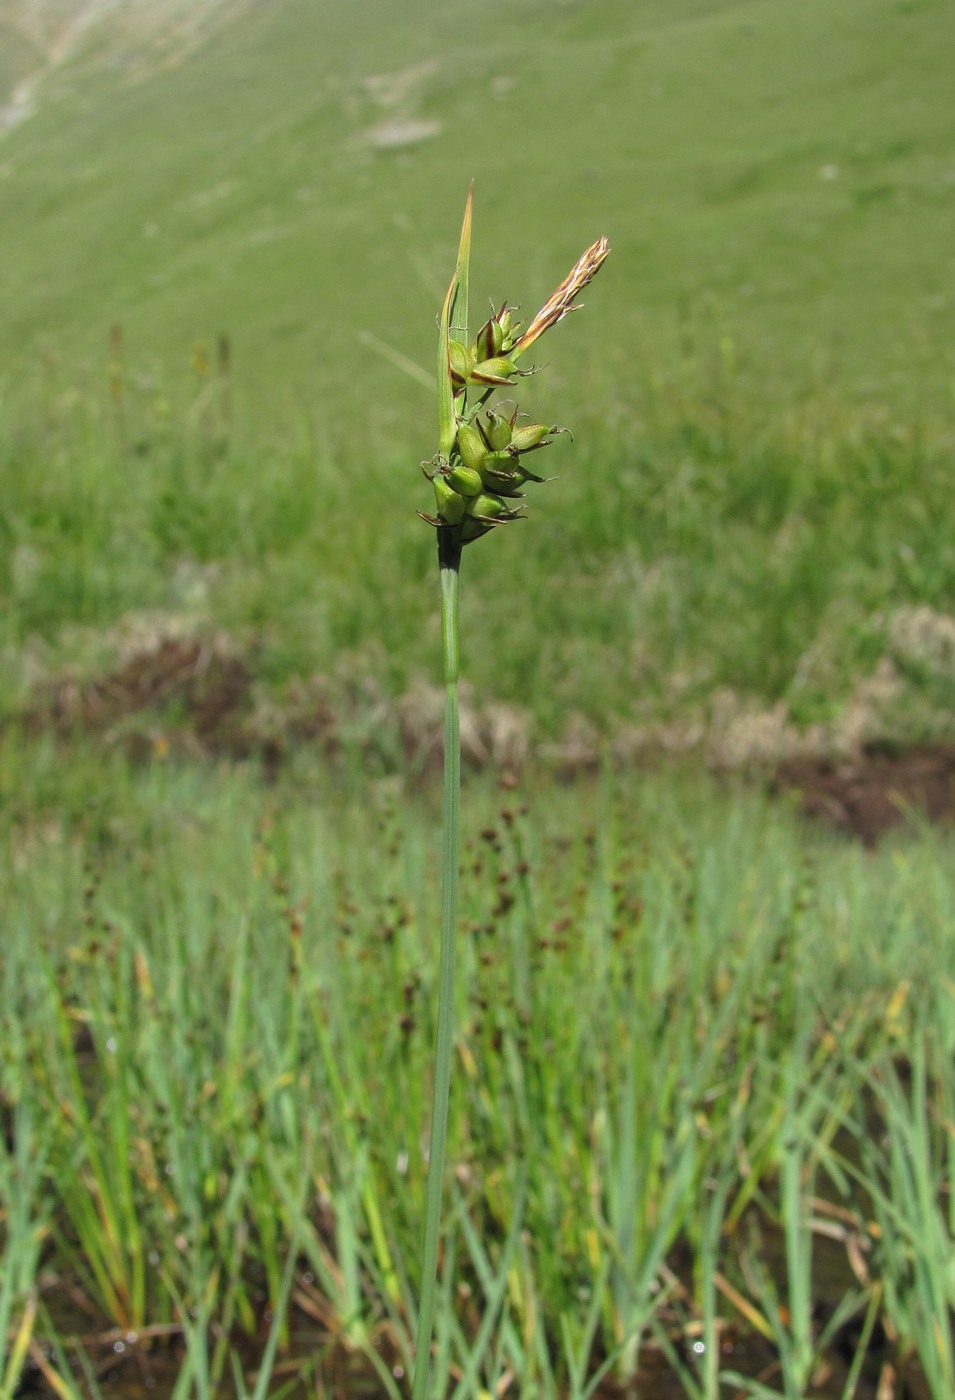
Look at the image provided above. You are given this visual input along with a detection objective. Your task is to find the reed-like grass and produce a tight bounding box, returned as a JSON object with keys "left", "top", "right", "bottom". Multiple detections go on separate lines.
{"left": 1, "top": 744, "right": 954, "bottom": 1395}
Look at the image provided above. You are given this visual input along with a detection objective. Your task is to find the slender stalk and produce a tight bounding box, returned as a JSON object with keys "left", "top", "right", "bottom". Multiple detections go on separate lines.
{"left": 412, "top": 192, "right": 606, "bottom": 1395}
{"left": 412, "top": 527, "right": 462, "bottom": 1400}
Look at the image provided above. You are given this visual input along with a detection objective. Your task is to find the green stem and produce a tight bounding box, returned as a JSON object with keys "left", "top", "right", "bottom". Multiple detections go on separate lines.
{"left": 412, "top": 528, "right": 462, "bottom": 1400}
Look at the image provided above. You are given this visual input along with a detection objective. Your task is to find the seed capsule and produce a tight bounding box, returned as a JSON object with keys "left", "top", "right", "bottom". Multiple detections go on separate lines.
{"left": 482, "top": 469, "right": 523, "bottom": 496}
{"left": 456, "top": 421, "right": 488, "bottom": 473}
{"left": 465, "top": 491, "right": 507, "bottom": 520}
{"left": 445, "top": 464, "right": 484, "bottom": 497}
{"left": 458, "top": 490, "right": 525, "bottom": 542}
{"left": 469, "top": 356, "right": 518, "bottom": 386}
{"left": 513, "top": 463, "right": 546, "bottom": 486}
{"left": 509, "top": 422, "right": 552, "bottom": 453}
{"left": 433, "top": 478, "right": 466, "bottom": 524}
{"left": 481, "top": 451, "right": 521, "bottom": 492}
{"left": 461, "top": 516, "right": 494, "bottom": 544}
{"left": 474, "top": 303, "right": 520, "bottom": 360}
{"left": 484, "top": 411, "right": 512, "bottom": 451}
{"left": 449, "top": 340, "right": 475, "bottom": 386}
{"left": 496, "top": 306, "right": 516, "bottom": 349}
{"left": 478, "top": 456, "right": 509, "bottom": 484}
{"left": 474, "top": 315, "right": 504, "bottom": 361}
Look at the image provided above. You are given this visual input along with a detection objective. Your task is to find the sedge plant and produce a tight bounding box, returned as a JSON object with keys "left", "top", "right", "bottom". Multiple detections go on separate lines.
{"left": 412, "top": 187, "right": 609, "bottom": 1400}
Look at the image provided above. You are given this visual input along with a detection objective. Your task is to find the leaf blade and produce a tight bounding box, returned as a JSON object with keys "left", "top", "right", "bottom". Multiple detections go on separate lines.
{"left": 437, "top": 183, "right": 473, "bottom": 457}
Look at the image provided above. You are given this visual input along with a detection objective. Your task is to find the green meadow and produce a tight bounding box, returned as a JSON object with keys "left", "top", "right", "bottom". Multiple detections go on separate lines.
{"left": 1, "top": 0, "right": 954, "bottom": 423}
{"left": 4, "top": 749, "right": 955, "bottom": 1399}
{"left": 1, "top": 0, "right": 955, "bottom": 1394}
{"left": 1, "top": 0, "right": 954, "bottom": 740}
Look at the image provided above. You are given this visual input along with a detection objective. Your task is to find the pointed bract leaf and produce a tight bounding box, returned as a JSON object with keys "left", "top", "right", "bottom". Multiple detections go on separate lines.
{"left": 451, "top": 183, "right": 472, "bottom": 347}
{"left": 438, "top": 186, "right": 473, "bottom": 456}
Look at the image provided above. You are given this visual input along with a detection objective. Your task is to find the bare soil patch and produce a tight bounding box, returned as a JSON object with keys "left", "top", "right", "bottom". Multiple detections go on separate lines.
{"left": 16, "top": 633, "right": 526, "bottom": 774}
{"left": 24, "top": 635, "right": 260, "bottom": 753}
{"left": 16, "top": 633, "right": 955, "bottom": 843}
{"left": 775, "top": 742, "right": 955, "bottom": 845}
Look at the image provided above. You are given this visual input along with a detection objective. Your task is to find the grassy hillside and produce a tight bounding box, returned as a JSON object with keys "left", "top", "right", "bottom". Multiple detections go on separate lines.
{"left": 1, "top": 0, "right": 954, "bottom": 750}
{"left": 0, "top": 0, "right": 952, "bottom": 430}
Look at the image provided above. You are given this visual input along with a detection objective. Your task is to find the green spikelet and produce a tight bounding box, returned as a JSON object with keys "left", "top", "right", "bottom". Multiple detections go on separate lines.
{"left": 421, "top": 191, "right": 609, "bottom": 547}
{"left": 456, "top": 421, "right": 488, "bottom": 473}
{"left": 469, "top": 356, "right": 519, "bottom": 387}
{"left": 433, "top": 477, "right": 466, "bottom": 525}
{"left": 445, "top": 464, "right": 484, "bottom": 498}
{"left": 509, "top": 422, "right": 553, "bottom": 453}
{"left": 484, "top": 411, "right": 512, "bottom": 451}
{"left": 448, "top": 340, "right": 475, "bottom": 387}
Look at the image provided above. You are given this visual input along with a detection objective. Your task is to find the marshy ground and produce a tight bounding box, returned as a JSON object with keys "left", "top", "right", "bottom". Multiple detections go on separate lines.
{"left": 4, "top": 736, "right": 954, "bottom": 1399}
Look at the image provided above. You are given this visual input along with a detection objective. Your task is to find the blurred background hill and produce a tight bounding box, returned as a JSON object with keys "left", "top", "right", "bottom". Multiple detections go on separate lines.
{"left": 1, "top": 0, "right": 952, "bottom": 426}
{"left": 1, "top": 0, "right": 954, "bottom": 754}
